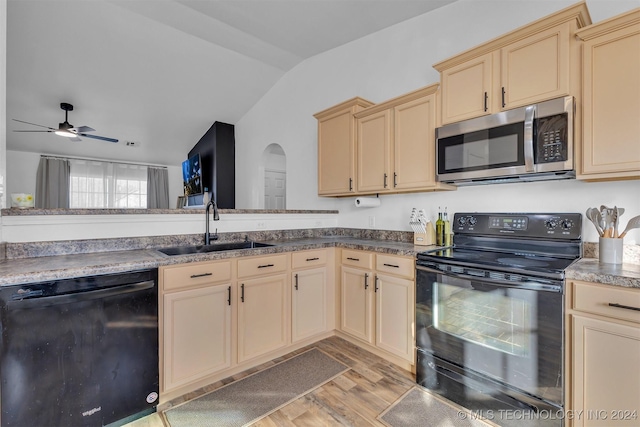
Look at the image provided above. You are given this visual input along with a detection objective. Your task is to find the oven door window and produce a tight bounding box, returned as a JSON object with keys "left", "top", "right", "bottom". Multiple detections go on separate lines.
{"left": 416, "top": 266, "right": 563, "bottom": 405}
{"left": 434, "top": 281, "right": 530, "bottom": 357}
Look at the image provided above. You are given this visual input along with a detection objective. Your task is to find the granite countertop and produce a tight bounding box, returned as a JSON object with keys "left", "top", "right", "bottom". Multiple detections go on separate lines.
{"left": 1, "top": 236, "right": 639, "bottom": 289}
{"left": 0, "top": 237, "right": 428, "bottom": 286}
{"left": 566, "top": 258, "right": 640, "bottom": 289}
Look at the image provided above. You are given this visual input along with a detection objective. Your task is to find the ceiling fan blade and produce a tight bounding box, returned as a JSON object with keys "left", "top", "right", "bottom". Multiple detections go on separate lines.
{"left": 69, "top": 137, "right": 83, "bottom": 142}
{"left": 71, "top": 125, "right": 95, "bottom": 133}
{"left": 13, "top": 130, "right": 54, "bottom": 133}
{"left": 12, "top": 119, "right": 56, "bottom": 130}
{"left": 78, "top": 133, "right": 119, "bottom": 143}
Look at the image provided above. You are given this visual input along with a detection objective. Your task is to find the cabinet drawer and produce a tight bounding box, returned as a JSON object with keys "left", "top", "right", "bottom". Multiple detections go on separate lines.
{"left": 376, "top": 254, "right": 414, "bottom": 279}
{"left": 572, "top": 281, "right": 640, "bottom": 324}
{"left": 238, "top": 254, "right": 288, "bottom": 278}
{"left": 341, "top": 250, "right": 373, "bottom": 269}
{"left": 292, "top": 249, "right": 327, "bottom": 269}
{"left": 162, "top": 260, "right": 232, "bottom": 291}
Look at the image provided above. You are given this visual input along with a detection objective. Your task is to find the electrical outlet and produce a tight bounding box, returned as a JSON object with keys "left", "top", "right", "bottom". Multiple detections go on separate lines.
{"left": 257, "top": 221, "right": 266, "bottom": 229}
{"left": 369, "top": 216, "right": 375, "bottom": 227}
{"left": 315, "top": 221, "right": 322, "bottom": 227}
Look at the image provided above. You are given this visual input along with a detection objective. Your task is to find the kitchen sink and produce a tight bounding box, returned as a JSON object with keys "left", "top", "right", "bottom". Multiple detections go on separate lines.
{"left": 158, "top": 241, "right": 274, "bottom": 256}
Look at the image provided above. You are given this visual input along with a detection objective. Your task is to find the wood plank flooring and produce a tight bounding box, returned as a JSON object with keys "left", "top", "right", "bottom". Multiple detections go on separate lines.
{"left": 126, "top": 336, "right": 416, "bottom": 426}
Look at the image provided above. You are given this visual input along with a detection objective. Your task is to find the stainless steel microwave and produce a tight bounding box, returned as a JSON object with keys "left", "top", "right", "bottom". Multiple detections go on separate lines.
{"left": 436, "top": 96, "right": 575, "bottom": 185}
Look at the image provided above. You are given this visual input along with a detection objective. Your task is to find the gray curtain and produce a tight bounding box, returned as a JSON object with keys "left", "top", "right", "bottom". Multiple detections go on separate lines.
{"left": 35, "top": 157, "right": 71, "bottom": 208}
{"left": 147, "top": 167, "right": 170, "bottom": 209}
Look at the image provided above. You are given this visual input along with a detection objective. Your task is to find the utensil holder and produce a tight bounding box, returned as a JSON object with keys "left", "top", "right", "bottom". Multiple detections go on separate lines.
{"left": 599, "top": 237, "right": 623, "bottom": 265}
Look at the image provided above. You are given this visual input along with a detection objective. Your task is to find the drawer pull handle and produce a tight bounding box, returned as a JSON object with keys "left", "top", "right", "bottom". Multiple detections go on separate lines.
{"left": 608, "top": 303, "right": 640, "bottom": 312}
{"left": 295, "top": 273, "right": 299, "bottom": 290}
{"left": 241, "top": 284, "right": 245, "bottom": 303}
{"left": 306, "top": 257, "right": 320, "bottom": 261}
{"left": 383, "top": 263, "right": 399, "bottom": 268}
{"left": 347, "top": 257, "right": 360, "bottom": 261}
{"left": 227, "top": 286, "right": 231, "bottom": 306}
{"left": 190, "top": 272, "right": 213, "bottom": 278}
{"left": 257, "top": 264, "right": 274, "bottom": 268}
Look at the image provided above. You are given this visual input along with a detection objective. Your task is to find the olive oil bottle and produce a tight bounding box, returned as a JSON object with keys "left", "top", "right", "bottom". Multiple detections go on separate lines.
{"left": 436, "top": 207, "right": 444, "bottom": 246}
{"left": 443, "top": 207, "right": 451, "bottom": 246}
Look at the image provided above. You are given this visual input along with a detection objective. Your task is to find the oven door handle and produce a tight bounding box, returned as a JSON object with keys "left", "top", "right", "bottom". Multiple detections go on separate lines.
{"left": 416, "top": 264, "right": 562, "bottom": 293}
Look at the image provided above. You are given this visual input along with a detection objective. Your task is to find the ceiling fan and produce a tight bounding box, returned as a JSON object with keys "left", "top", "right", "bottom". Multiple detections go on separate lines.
{"left": 13, "top": 103, "right": 119, "bottom": 143}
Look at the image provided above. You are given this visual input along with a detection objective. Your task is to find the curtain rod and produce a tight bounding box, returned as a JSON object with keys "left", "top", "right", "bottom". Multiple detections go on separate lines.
{"left": 40, "top": 154, "right": 168, "bottom": 170}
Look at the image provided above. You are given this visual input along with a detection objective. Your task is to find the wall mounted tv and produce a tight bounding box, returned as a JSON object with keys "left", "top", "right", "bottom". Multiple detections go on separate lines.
{"left": 182, "top": 153, "right": 203, "bottom": 196}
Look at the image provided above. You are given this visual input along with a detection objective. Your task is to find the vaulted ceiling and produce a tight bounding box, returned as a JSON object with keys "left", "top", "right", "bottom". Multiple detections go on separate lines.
{"left": 6, "top": 0, "right": 456, "bottom": 166}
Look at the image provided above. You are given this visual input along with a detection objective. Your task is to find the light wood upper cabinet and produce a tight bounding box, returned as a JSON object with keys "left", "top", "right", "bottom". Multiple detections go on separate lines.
{"left": 576, "top": 9, "right": 640, "bottom": 181}
{"left": 440, "top": 53, "right": 492, "bottom": 123}
{"left": 357, "top": 108, "right": 392, "bottom": 193}
{"left": 567, "top": 281, "right": 640, "bottom": 427}
{"left": 354, "top": 84, "right": 454, "bottom": 195}
{"left": 435, "top": 2, "right": 590, "bottom": 125}
{"left": 314, "top": 97, "right": 375, "bottom": 196}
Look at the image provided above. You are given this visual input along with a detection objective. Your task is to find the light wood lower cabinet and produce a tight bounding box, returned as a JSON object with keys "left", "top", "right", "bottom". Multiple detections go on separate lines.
{"left": 292, "top": 267, "right": 327, "bottom": 343}
{"left": 339, "top": 250, "right": 415, "bottom": 364}
{"left": 160, "top": 260, "right": 233, "bottom": 394}
{"left": 567, "top": 280, "right": 640, "bottom": 427}
{"left": 237, "top": 271, "right": 289, "bottom": 363}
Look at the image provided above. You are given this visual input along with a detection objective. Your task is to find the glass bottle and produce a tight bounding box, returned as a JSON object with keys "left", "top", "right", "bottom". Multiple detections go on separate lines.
{"left": 436, "top": 207, "right": 444, "bottom": 246}
{"left": 443, "top": 207, "right": 451, "bottom": 246}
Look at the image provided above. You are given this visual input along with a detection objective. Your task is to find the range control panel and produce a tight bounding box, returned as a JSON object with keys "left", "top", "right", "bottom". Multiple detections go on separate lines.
{"left": 454, "top": 213, "right": 582, "bottom": 240}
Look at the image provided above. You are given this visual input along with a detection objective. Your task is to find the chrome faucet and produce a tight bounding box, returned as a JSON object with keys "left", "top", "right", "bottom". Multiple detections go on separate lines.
{"left": 205, "top": 199, "right": 219, "bottom": 245}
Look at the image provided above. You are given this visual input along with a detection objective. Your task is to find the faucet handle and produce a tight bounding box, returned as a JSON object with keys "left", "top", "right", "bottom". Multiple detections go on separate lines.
{"left": 213, "top": 228, "right": 219, "bottom": 241}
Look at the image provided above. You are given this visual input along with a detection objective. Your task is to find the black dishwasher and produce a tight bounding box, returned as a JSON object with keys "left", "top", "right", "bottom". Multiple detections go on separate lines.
{"left": 0, "top": 269, "right": 159, "bottom": 427}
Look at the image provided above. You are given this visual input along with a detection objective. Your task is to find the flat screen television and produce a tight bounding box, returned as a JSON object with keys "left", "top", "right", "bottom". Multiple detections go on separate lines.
{"left": 182, "top": 153, "right": 203, "bottom": 196}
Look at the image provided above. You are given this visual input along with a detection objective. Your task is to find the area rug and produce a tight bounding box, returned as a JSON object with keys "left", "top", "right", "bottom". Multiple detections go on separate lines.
{"left": 164, "top": 348, "right": 348, "bottom": 427}
{"left": 378, "top": 387, "right": 496, "bottom": 427}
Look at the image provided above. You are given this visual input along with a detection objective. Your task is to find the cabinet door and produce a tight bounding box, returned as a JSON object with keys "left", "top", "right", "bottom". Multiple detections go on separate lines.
{"left": 357, "top": 109, "right": 392, "bottom": 193}
{"left": 340, "top": 266, "right": 373, "bottom": 343}
{"left": 375, "top": 274, "right": 414, "bottom": 362}
{"left": 440, "top": 53, "right": 492, "bottom": 124}
{"left": 580, "top": 22, "right": 640, "bottom": 178}
{"left": 572, "top": 314, "right": 640, "bottom": 426}
{"left": 500, "top": 23, "right": 570, "bottom": 109}
{"left": 292, "top": 267, "right": 327, "bottom": 343}
{"left": 163, "top": 283, "right": 232, "bottom": 392}
{"left": 237, "top": 275, "right": 289, "bottom": 363}
{"left": 393, "top": 94, "right": 437, "bottom": 189}
{"left": 317, "top": 107, "right": 357, "bottom": 195}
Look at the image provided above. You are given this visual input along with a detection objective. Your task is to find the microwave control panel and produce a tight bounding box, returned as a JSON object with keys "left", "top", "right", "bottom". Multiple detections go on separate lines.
{"left": 535, "top": 114, "right": 568, "bottom": 163}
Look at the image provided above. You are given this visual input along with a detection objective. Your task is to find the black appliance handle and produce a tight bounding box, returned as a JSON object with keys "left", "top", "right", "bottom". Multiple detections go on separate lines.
{"left": 6, "top": 280, "right": 155, "bottom": 309}
{"left": 416, "top": 264, "right": 561, "bottom": 293}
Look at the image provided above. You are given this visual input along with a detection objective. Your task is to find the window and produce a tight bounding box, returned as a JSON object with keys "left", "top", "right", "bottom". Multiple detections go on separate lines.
{"left": 69, "top": 160, "right": 148, "bottom": 208}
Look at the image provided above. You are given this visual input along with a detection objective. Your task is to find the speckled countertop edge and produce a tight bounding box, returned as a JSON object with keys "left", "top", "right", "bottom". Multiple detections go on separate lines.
{"left": 0, "top": 237, "right": 430, "bottom": 286}
{"left": 0, "top": 208, "right": 339, "bottom": 216}
{"left": 1, "top": 236, "right": 638, "bottom": 289}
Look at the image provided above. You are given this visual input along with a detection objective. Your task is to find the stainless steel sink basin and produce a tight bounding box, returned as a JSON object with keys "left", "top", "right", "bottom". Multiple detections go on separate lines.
{"left": 158, "top": 241, "right": 274, "bottom": 256}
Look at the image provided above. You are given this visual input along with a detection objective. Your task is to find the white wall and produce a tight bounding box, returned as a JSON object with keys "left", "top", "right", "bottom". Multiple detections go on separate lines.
{"left": 6, "top": 150, "right": 184, "bottom": 206}
{"left": 235, "top": 0, "right": 640, "bottom": 244}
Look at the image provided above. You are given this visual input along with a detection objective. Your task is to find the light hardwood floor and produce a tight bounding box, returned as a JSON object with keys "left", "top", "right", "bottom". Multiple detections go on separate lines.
{"left": 126, "top": 336, "right": 416, "bottom": 426}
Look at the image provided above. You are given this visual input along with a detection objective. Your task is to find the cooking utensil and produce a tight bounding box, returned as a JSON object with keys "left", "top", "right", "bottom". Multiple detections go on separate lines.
{"left": 586, "top": 208, "right": 604, "bottom": 237}
{"left": 613, "top": 206, "right": 619, "bottom": 238}
{"left": 619, "top": 215, "right": 640, "bottom": 239}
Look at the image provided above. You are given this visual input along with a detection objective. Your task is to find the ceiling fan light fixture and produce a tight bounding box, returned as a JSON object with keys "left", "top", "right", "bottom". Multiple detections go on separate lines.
{"left": 54, "top": 129, "right": 77, "bottom": 138}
